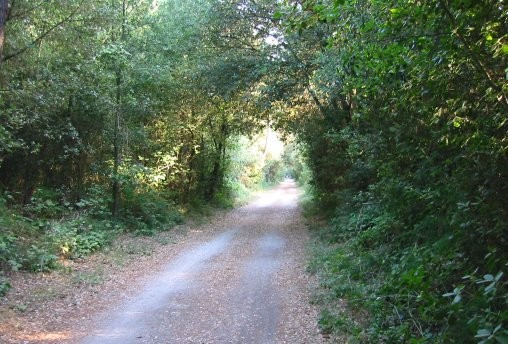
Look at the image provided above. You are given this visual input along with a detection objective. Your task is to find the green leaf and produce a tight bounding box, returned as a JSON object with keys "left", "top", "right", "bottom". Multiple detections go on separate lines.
{"left": 476, "top": 329, "right": 492, "bottom": 338}
{"left": 452, "top": 294, "right": 461, "bottom": 304}
{"left": 484, "top": 281, "right": 496, "bottom": 294}
{"left": 390, "top": 8, "right": 401, "bottom": 17}
{"left": 483, "top": 274, "right": 495, "bottom": 281}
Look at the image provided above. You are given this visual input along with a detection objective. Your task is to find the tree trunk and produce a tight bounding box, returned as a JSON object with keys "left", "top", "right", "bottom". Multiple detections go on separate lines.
{"left": 111, "top": 0, "right": 127, "bottom": 217}
{"left": 263, "top": 114, "right": 270, "bottom": 162}
{"left": 206, "top": 121, "right": 228, "bottom": 200}
{"left": 207, "top": 144, "right": 222, "bottom": 201}
{"left": 0, "top": 0, "right": 7, "bottom": 66}
{"left": 22, "top": 158, "right": 39, "bottom": 206}
{"left": 112, "top": 68, "right": 122, "bottom": 217}
{"left": 0, "top": 0, "right": 7, "bottom": 85}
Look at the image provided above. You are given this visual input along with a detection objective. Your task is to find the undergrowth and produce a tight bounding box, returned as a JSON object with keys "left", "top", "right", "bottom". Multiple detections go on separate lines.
{"left": 0, "top": 185, "right": 183, "bottom": 295}
{"left": 308, "top": 189, "right": 507, "bottom": 343}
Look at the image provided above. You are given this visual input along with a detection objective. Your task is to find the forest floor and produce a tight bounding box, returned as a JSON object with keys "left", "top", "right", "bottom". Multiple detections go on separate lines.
{"left": 0, "top": 181, "right": 327, "bottom": 344}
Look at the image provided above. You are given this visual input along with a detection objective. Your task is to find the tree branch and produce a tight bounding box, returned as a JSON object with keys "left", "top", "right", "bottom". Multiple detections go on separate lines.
{"left": 437, "top": 0, "right": 508, "bottom": 109}
{"left": 2, "top": 0, "right": 84, "bottom": 62}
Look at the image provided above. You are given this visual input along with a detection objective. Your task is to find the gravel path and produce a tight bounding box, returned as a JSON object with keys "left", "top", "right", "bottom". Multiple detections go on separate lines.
{"left": 1, "top": 181, "right": 326, "bottom": 344}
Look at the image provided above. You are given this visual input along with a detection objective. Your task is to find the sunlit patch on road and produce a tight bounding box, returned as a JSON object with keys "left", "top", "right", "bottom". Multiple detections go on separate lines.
{"left": 249, "top": 180, "right": 300, "bottom": 209}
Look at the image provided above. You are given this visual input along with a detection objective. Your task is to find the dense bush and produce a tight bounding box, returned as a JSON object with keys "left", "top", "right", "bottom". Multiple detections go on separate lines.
{"left": 121, "top": 186, "right": 183, "bottom": 234}
{"left": 309, "top": 192, "right": 507, "bottom": 343}
{"left": 48, "top": 219, "right": 114, "bottom": 258}
{"left": 275, "top": 0, "right": 508, "bottom": 342}
{"left": 0, "top": 181, "right": 184, "bottom": 289}
{"left": 0, "top": 271, "right": 10, "bottom": 296}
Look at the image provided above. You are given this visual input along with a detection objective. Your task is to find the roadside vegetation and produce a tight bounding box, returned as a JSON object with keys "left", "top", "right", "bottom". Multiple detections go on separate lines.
{"left": 0, "top": 130, "right": 289, "bottom": 295}
{"left": 278, "top": 1, "right": 507, "bottom": 343}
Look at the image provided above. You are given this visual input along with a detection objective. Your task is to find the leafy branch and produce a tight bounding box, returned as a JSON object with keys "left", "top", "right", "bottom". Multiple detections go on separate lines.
{"left": 2, "top": 0, "right": 85, "bottom": 63}
{"left": 437, "top": 0, "right": 508, "bottom": 110}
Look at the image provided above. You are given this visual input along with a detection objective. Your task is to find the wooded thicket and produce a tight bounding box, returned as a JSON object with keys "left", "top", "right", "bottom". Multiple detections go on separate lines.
{"left": 0, "top": 0, "right": 270, "bottom": 207}
{"left": 0, "top": 0, "right": 506, "bottom": 342}
{"left": 271, "top": 0, "right": 507, "bottom": 342}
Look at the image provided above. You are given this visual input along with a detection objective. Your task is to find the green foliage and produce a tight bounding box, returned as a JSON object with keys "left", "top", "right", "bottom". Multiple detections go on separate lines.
{"left": 282, "top": 141, "right": 311, "bottom": 183}
{"left": 121, "top": 182, "right": 184, "bottom": 232}
{"left": 0, "top": 271, "right": 11, "bottom": 296}
{"left": 210, "top": 133, "right": 290, "bottom": 207}
{"left": 0, "top": 189, "right": 116, "bottom": 276}
{"left": 0, "top": 232, "right": 20, "bottom": 271}
{"left": 261, "top": 159, "right": 284, "bottom": 186}
{"left": 48, "top": 219, "right": 114, "bottom": 258}
{"left": 75, "top": 186, "right": 112, "bottom": 219}
{"left": 24, "top": 246, "right": 58, "bottom": 272}
{"left": 0, "top": 169, "right": 185, "bottom": 277}
{"left": 276, "top": 0, "right": 508, "bottom": 342}
{"left": 2, "top": 2, "right": 505, "bottom": 342}
{"left": 319, "top": 308, "right": 361, "bottom": 338}
{"left": 0, "top": 0, "right": 290, "bottom": 232}
{"left": 24, "top": 188, "right": 66, "bottom": 218}
{"left": 309, "top": 196, "right": 508, "bottom": 343}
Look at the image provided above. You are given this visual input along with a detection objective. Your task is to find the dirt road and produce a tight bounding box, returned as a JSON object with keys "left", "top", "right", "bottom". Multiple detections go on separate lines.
{"left": 80, "top": 180, "right": 323, "bottom": 344}
{"left": 1, "top": 181, "right": 325, "bottom": 344}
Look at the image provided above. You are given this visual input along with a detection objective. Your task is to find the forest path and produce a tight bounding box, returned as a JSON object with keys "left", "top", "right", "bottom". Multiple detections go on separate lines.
{"left": 76, "top": 180, "right": 324, "bottom": 344}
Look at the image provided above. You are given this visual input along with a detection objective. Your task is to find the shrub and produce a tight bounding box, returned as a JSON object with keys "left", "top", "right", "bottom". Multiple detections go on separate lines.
{"left": 24, "top": 188, "right": 66, "bottom": 219}
{"left": 49, "top": 217, "right": 115, "bottom": 258}
{"left": 308, "top": 186, "right": 508, "bottom": 343}
{"left": 0, "top": 233, "right": 20, "bottom": 271}
{"left": 75, "top": 185, "right": 111, "bottom": 219}
{"left": 122, "top": 186, "right": 183, "bottom": 232}
{"left": 23, "top": 245, "right": 58, "bottom": 272}
{"left": 0, "top": 271, "right": 10, "bottom": 296}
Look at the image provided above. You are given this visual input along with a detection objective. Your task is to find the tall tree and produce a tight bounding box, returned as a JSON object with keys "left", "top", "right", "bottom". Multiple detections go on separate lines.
{"left": 111, "top": 0, "right": 128, "bottom": 217}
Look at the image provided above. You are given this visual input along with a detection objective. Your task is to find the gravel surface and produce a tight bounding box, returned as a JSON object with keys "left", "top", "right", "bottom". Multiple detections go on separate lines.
{"left": 1, "top": 181, "right": 327, "bottom": 344}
